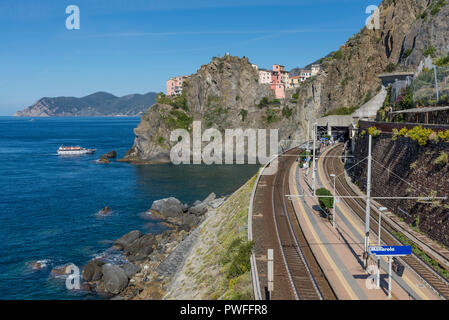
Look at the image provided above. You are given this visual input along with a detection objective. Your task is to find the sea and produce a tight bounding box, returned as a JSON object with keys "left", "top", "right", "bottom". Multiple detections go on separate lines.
{"left": 0, "top": 116, "right": 258, "bottom": 299}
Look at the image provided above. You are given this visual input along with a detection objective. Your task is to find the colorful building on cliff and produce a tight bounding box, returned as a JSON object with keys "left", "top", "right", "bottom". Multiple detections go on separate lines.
{"left": 166, "top": 76, "right": 187, "bottom": 96}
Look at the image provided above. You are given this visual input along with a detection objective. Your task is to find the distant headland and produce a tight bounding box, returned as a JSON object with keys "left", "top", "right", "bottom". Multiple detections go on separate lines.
{"left": 14, "top": 91, "right": 157, "bottom": 117}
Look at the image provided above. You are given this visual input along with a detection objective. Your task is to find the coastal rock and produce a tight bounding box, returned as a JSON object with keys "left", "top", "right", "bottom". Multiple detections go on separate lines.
{"left": 98, "top": 151, "right": 116, "bottom": 164}
{"left": 120, "top": 55, "right": 275, "bottom": 164}
{"left": 202, "top": 192, "right": 216, "bottom": 204}
{"left": 102, "top": 151, "right": 117, "bottom": 159}
{"left": 114, "top": 230, "right": 142, "bottom": 250}
{"left": 97, "top": 157, "right": 110, "bottom": 164}
{"left": 82, "top": 259, "right": 105, "bottom": 282}
{"left": 123, "top": 234, "right": 156, "bottom": 261}
{"left": 189, "top": 202, "right": 208, "bottom": 216}
{"left": 192, "top": 200, "right": 201, "bottom": 207}
{"left": 50, "top": 264, "right": 76, "bottom": 277}
{"left": 29, "top": 260, "right": 48, "bottom": 271}
{"left": 102, "top": 263, "right": 129, "bottom": 294}
{"left": 121, "top": 263, "right": 141, "bottom": 279}
{"left": 97, "top": 206, "right": 111, "bottom": 216}
{"left": 209, "top": 198, "right": 225, "bottom": 209}
{"left": 150, "top": 197, "right": 183, "bottom": 218}
{"left": 181, "top": 214, "right": 200, "bottom": 227}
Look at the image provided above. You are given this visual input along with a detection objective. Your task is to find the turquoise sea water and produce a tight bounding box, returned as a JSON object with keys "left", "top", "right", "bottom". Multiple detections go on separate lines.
{"left": 0, "top": 116, "right": 258, "bottom": 299}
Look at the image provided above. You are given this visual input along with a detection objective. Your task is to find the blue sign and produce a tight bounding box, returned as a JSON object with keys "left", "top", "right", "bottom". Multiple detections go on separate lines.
{"left": 369, "top": 245, "right": 412, "bottom": 256}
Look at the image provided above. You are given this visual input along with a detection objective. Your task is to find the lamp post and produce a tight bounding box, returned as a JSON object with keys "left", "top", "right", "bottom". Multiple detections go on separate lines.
{"left": 376, "top": 206, "right": 388, "bottom": 288}
{"left": 330, "top": 174, "right": 336, "bottom": 227}
{"left": 312, "top": 122, "right": 317, "bottom": 196}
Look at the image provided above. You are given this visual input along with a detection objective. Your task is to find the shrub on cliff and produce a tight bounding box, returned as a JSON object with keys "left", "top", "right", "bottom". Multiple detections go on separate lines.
{"left": 434, "top": 151, "right": 448, "bottom": 166}
{"left": 239, "top": 109, "right": 248, "bottom": 122}
{"left": 282, "top": 106, "right": 293, "bottom": 118}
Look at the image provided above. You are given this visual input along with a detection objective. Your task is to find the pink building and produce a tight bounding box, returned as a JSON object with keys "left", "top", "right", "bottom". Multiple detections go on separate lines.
{"left": 166, "top": 76, "right": 186, "bottom": 96}
{"left": 257, "top": 63, "right": 290, "bottom": 99}
{"left": 271, "top": 64, "right": 288, "bottom": 99}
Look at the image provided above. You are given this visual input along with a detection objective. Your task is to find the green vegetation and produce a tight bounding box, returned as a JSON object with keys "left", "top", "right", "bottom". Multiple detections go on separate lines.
{"left": 419, "top": 10, "right": 427, "bottom": 20}
{"left": 430, "top": 0, "right": 446, "bottom": 15}
{"left": 263, "top": 109, "right": 279, "bottom": 124}
{"left": 316, "top": 188, "right": 334, "bottom": 211}
{"left": 290, "top": 91, "right": 299, "bottom": 103}
{"left": 411, "top": 66, "right": 449, "bottom": 106}
{"left": 282, "top": 106, "right": 293, "bottom": 119}
{"left": 299, "top": 150, "right": 312, "bottom": 161}
{"left": 332, "top": 50, "right": 343, "bottom": 60}
{"left": 239, "top": 109, "right": 248, "bottom": 122}
{"left": 435, "top": 54, "right": 449, "bottom": 66}
{"left": 220, "top": 238, "right": 254, "bottom": 280}
{"left": 403, "top": 48, "right": 413, "bottom": 59}
{"left": 391, "top": 128, "right": 399, "bottom": 141}
{"left": 367, "top": 126, "right": 381, "bottom": 137}
{"left": 163, "top": 109, "right": 193, "bottom": 131}
{"left": 257, "top": 97, "right": 269, "bottom": 108}
{"left": 359, "top": 129, "right": 366, "bottom": 138}
{"left": 384, "top": 63, "right": 397, "bottom": 72}
{"left": 434, "top": 151, "right": 448, "bottom": 166}
{"left": 156, "top": 91, "right": 189, "bottom": 111}
{"left": 424, "top": 45, "right": 437, "bottom": 58}
{"left": 324, "top": 105, "right": 358, "bottom": 116}
{"left": 377, "top": 86, "right": 392, "bottom": 121}
{"left": 157, "top": 136, "right": 166, "bottom": 147}
{"left": 396, "top": 126, "right": 449, "bottom": 146}
{"left": 393, "top": 231, "right": 449, "bottom": 280}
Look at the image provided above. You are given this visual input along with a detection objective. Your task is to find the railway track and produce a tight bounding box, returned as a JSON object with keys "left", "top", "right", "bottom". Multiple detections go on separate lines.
{"left": 323, "top": 144, "right": 449, "bottom": 299}
{"left": 252, "top": 147, "right": 335, "bottom": 300}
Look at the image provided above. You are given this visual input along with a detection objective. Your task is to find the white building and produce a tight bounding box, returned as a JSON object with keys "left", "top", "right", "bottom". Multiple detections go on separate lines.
{"left": 311, "top": 64, "right": 321, "bottom": 76}
{"left": 258, "top": 69, "right": 271, "bottom": 84}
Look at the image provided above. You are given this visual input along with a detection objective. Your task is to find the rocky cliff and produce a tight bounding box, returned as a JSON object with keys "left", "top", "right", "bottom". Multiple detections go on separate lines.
{"left": 295, "top": 0, "right": 448, "bottom": 133}
{"left": 123, "top": 0, "right": 449, "bottom": 163}
{"left": 122, "top": 55, "right": 301, "bottom": 163}
{"left": 14, "top": 91, "right": 157, "bottom": 117}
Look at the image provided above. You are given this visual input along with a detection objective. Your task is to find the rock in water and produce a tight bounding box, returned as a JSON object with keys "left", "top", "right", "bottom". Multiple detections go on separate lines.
{"left": 114, "top": 230, "right": 142, "bottom": 250}
{"left": 98, "top": 206, "right": 111, "bottom": 216}
{"left": 102, "top": 263, "right": 129, "bottom": 294}
{"left": 97, "top": 157, "right": 110, "bottom": 164}
{"left": 97, "top": 150, "right": 117, "bottom": 164}
{"left": 50, "top": 264, "right": 75, "bottom": 277}
{"left": 103, "top": 151, "right": 117, "bottom": 159}
{"left": 82, "top": 259, "right": 105, "bottom": 282}
{"left": 150, "top": 197, "right": 183, "bottom": 218}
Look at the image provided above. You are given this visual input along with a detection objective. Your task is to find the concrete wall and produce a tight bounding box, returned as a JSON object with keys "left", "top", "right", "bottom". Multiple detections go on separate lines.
{"left": 350, "top": 133, "right": 449, "bottom": 247}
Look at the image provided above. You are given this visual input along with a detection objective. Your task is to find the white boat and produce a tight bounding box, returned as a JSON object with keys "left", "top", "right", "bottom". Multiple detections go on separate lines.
{"left": 57, "top": 145, "right": 96, "bottom": 155}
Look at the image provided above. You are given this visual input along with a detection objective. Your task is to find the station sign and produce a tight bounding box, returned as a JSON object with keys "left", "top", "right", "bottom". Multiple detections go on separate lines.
{"left": 369, "top": 245, "right": 412, "bottom": 256}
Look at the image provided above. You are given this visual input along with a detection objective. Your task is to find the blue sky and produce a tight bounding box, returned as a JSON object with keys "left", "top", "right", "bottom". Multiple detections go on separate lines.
{"left": 0, "top": 0, "right": 381, "bottom": 115}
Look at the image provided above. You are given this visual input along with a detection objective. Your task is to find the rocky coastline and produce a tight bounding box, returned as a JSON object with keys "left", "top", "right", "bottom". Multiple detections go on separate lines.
{"left": 78, "top": 192, "right": 225, "bottom": 299}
